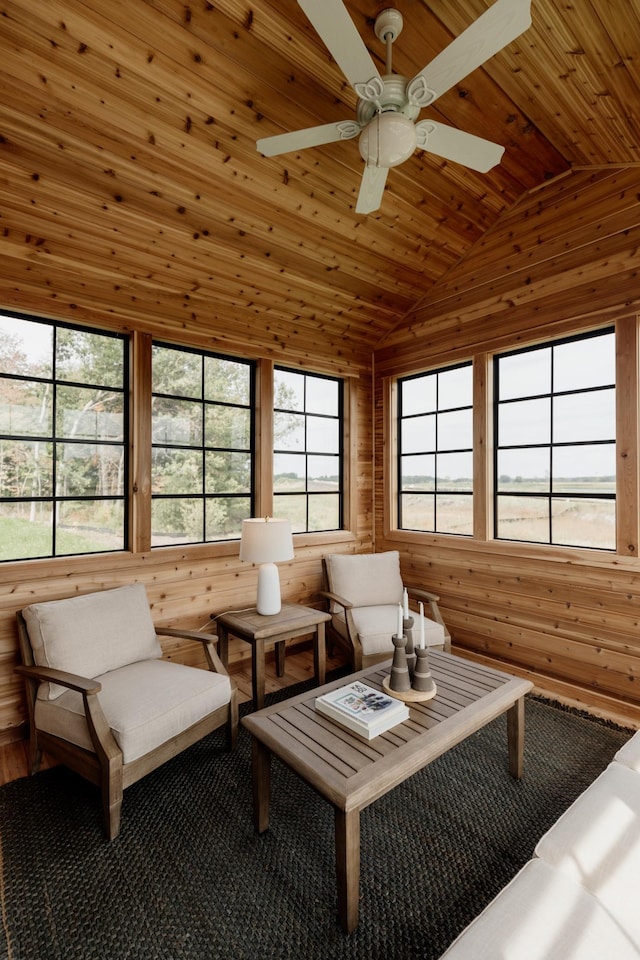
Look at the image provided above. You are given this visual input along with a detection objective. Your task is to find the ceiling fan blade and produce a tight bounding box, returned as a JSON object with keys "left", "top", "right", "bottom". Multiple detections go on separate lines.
{"left": 416, "top": 120, "right": 504, "bottom": 173}
{"left": 257, "top": 120, "right": 360, "bottom": 158}
{"left": 411, "top": 0, "right": 531, "bottom": 105}
{"left": 297, "top": 0, "right": 381, "bottom": 89}
{"left": 355, "top": 165, "right": 389, "bottom": 215}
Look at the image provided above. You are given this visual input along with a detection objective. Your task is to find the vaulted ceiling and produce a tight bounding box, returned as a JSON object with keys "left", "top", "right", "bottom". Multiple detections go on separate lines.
{"left": 1, "top": 0, "right": 639, "bottom": 368}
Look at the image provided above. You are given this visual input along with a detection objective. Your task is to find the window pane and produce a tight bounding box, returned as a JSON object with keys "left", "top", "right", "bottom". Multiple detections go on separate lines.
{"left": 499, "top": 398, "right": 550, "bottom": 446}
{"left": 152, "top": 345, "right": 202, "bottom": 398}
{"left": 308, "top": 455, "right": 339, "bottom": 491}
{"left": 402, "top": 374, "right": 436, "bottom": 416}
{"left": 56, "top": 328, "right": 124, "bottom": 388}
{"left": 436, "top": 494, "right": 473, "bottom": 536}
{"left": 0, "top": 379, "right": 53, "bottom": 436}
{"left": 274, "top": 369, "right": 304, "bottom": 411}
{"left": 496, "top": 495, "right": 550, "bottom": 542}
{"left": 438, "top": 408, "right": 472, "bottom": 451}
{"left": 152, "top": 397, "right": 202, "bottom": 446}
{"left": 273, "top": 493, "right": 307, "bottom": 532}
{"left": 499, "top": 347, "right": 551, "bottom": 400}
{"left": 0, "top": 316, "right": 53, "bottom": 377}
{"left": 553, "top": 445, "right": 615, "bottom": 494}
{"left": 206, "top": 497, "right": 250, "bottom": 541}
{"left": 56, "top": 499, "right": 124, "bottom": 554}
{"left": 553, "top": 389, "right": 615, "bottom": 442}
{"left": 400, "top": 493, "right": 435, "bottom": 531}
{"left": 436, "top": 452, "right": 473, "bottom": 488}
{"left": 151, "top": 497, "right": 204, "bottom": 546}
{"left": 554, "top": 333, "right": 615, "bottom": 392}
{"left": 205, "top": 405, "right": 251, "bottom": 450}
{"left": 402, "top": 414, "right": 435, "bottom": 454}
{"left": 0, "top": 501, "right": 53, "bottom": 560}
{"left": 0, "top": 440, "right": 53, "bottom": 497}
{"left": 274, "top": 411, "right": 305, "bottom": 451}
{"left": 308, "top": 494, "right": 339, "bottom": 531}
{"left": 306, "top": 376, "right": 338, "bottom": 416}
{"left": 152, "top": 448, "right": 203, "bottom": 495}
{"left": 56, "top": 386, "right": 124, "bottom": 441}
{"left": 552, "top": 498, "right": 615, "bottom": 550}
{"left": 438, "top": 365, "right": 473, "bottom": 409}
{"left": 401, "top": 454, "right": 435, "bottom": 492}
{"left": 56, "top": 444, "right": 124, "bottom": 498}
{"left": 205, "top": 451, "right": 251, "bottom": 494}
{"left": 204, "top": 356, "right": 250, "bottom": 405}
{"left": 307, "top": 415, "right": 339, "bottom": 454}
{"left": 497, "top": 448, "right": 550, "bottom": 492}
{"left": 273, "top": 453, "right": 305, "bottom": 491}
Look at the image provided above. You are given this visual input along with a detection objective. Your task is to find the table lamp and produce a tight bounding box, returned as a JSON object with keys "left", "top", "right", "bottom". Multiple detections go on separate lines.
{"left": 239, "top": 517, "right": 294, "bottom": 615}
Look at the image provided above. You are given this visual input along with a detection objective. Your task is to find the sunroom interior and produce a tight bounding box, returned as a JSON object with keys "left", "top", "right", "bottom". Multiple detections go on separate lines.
{"left": 2, "top": 0, "right": 640, "bottom": 763}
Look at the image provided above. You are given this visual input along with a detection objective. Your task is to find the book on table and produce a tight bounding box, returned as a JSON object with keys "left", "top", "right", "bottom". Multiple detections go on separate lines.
{"left": 315, "top": 680, "right": 409, "bottom": 739}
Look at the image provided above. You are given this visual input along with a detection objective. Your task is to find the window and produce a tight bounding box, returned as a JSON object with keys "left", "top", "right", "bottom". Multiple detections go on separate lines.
{"left": 398, "top": 362, "right": 473, "bottom": 535}
{"left": 0, "top": 312, "right": 127, "bottom": 561}
{"left": 495, "top": 328, "right": 615, "bottom": 549}
{"left": 151, "top": 343, "right": 254, "bottom": 546}
{"left": 273, "top": 367, "right": 343, "bottom": 533}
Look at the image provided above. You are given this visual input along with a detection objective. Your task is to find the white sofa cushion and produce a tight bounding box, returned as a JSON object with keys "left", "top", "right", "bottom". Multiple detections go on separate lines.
{"left": 439, "top": 858, "right": 640, "bottom": 959}
{"left": 34, "top": 659, "right": 232, "bottom": 764}
{"left": 325, "top": 551, "right": 404, "bottom": 608}
{"left": 332, "top": 604, "right": 445, "bottom": 657}
{"left": 24, "top": 584, "right": 162, "bottom": 700}
{"left": 535, "top": 761, "right": 640, "bottom": 948}
{"left": 614, "top": 730, "right": 640, "bottom": 772}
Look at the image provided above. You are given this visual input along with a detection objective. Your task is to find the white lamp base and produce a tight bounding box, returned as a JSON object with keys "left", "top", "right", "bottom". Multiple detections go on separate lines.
{"left": 256, "top": 562, "right": 282, "bottom": 616}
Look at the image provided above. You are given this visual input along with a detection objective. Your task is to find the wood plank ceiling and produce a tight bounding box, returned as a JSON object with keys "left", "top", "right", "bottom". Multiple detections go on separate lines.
{"left": 0, "top": 0, "right": 639, "bottom": 368}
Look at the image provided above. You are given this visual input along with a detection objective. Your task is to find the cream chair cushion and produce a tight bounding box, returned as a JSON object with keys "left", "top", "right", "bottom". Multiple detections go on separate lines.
{"left": 325, "top": 551, "right": 404, "bottom": 608}
{"left": 614, "top": 730, "right": 640, "bottom": 772}
{"left": 34, "top": 659, "right": 232, "bottom": 764}
{"left": 23, "top": 584, "right": 161, "bottom": 700}
{"left": 331, "top": 605, "right": 445, "bottom": 657}
{"left": 439, "top": 858, "right": 639, "bottom": 959}
{"left": 535, "top": 762, "right": 640, "bottom": 948}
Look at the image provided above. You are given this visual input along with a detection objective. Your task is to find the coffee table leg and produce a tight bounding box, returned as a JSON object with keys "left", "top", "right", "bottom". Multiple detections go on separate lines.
{"left": 335, "top": 807, "right": 360, "bottom": 934}
{"left": 507, "top": 696, "right": 525, "bottom": 779}
{"left": 314, "top": 622, "right": 326, "bottom": 687}
{"left": 251, "top": 738, "right": 271, "bottom": 834}
{"left": 275, "top": 640, "right": 286, "bottom": 677}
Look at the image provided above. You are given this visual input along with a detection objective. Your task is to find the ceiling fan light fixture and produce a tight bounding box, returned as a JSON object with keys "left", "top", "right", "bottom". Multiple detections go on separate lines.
{"left": 358, "top": 112, "right": 417, "bottom": 168}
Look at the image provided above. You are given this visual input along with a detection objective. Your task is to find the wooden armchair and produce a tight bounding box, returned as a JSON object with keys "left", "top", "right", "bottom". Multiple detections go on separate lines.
{"left": 321, "top": 551, "right": 451, "bottom": 671}
{"left": 15, "top": 583, "right": 238, "bottom": 840}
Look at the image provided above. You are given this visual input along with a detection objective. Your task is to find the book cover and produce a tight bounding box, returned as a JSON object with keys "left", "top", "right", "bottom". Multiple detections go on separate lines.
{"left": 315, "top": 680, "right": 409, "bottom": 739}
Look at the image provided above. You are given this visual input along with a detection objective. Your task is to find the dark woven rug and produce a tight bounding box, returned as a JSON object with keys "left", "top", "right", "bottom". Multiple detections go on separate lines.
{"left": 0, "top": 679, "right": 633, "bottom": 960}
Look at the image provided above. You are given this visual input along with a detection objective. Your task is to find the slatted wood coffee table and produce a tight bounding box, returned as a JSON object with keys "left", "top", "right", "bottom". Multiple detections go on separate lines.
{"left": 242, "top": 651, "right": 533, "bottom": 933}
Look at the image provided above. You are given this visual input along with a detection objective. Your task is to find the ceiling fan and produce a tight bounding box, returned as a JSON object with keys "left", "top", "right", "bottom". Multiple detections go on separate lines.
{"left": 256, "top": 0, "right": 532, "bottom": 214}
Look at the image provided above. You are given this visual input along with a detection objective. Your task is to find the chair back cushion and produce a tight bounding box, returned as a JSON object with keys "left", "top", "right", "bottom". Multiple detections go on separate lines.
{"left": 23, "top": 584, "right": 162, "bottom": 700}
{"left": 325, "top": 551, "right": 404, "bottom": 607}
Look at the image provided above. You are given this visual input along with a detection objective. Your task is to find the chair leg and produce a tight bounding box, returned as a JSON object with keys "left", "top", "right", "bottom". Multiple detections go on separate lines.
{"left": 27, "top": 727, "right": 43, "bottom": 775}
{"left": 103, "top": 760, "right": 124, "bottom": 841}
{"left": 227, "top": 695, "right": 238, "bottom": 751}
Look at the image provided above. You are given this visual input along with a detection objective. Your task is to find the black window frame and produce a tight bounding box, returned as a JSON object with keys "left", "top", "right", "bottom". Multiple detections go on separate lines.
{"left": 0, "top": 311, "right": 129, "bottom": 562}
{"left": 493, "top": 327, "right": 616, "bottom": 550}
{"left": 273, "top": 365, "right": 344, "bottom": 533}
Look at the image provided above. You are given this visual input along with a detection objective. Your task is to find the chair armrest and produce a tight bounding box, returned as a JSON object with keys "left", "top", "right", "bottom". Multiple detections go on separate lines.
{"left": 156, "top": 627, "right": 229, "bottom": 677}
{"left": 15, "top": 663, "right": 101, "bottom": 696}
{"left": 318, "top": 589, "right": 353, "bottom": 611}
{"left": 407, "top": 586, "right": 441, "bottom": 604}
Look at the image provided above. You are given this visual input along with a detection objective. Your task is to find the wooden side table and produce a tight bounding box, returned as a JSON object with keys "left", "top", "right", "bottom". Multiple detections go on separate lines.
{"left": 215, "top": 603, "right": 331, "bottom": 709}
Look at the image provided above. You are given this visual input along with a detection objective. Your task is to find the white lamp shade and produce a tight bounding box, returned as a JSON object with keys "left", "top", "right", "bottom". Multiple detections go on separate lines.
{"left": 239, "top": 518, "right": 294, "bottom": 564}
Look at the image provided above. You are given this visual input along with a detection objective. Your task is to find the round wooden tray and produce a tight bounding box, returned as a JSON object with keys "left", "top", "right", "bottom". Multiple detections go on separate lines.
{"left": 382, "top": 675, "right": 437, "bottom": 702}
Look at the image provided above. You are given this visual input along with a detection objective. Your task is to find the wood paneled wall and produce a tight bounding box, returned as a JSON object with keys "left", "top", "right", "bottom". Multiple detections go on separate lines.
{"left": 375, "top": 168, "right": 640, "bottom": 729}
{"left": 0, "top": 311, "right": 373, "bottom": 745}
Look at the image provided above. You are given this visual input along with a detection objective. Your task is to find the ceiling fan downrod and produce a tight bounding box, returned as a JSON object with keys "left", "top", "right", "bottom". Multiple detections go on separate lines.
{"left": 374, "top": 8, "right": 403, "bottom": 74}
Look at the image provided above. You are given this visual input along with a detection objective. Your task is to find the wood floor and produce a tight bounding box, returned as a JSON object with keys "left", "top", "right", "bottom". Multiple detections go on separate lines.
{"left": 1, "top": 643, "right": 349, "bottom": 787}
